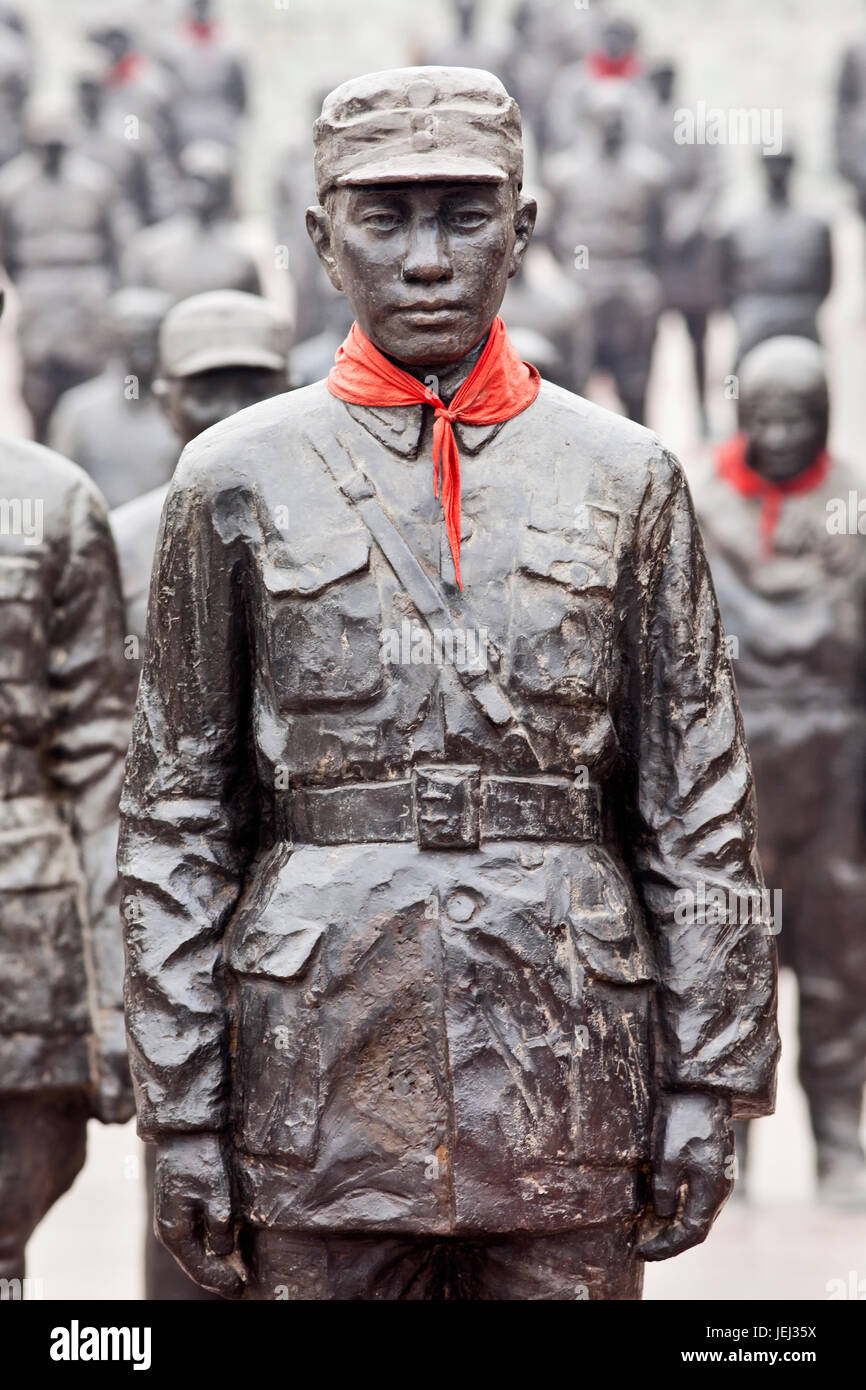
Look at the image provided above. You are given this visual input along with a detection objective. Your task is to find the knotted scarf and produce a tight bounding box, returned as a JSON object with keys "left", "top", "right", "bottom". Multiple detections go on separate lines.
{"left": 716, "top": 432, "right": 831, "bottom": 556}
{"left": 327, "top": 316, "right": 540, "bottom": 588}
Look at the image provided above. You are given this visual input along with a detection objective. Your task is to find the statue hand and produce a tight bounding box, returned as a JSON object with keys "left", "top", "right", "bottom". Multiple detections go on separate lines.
{"left": 637, "top": 1092, "right": 734, "bottom": 1262}
{"left": 153, "top": 1133, "right": 247, "bottom": 1298}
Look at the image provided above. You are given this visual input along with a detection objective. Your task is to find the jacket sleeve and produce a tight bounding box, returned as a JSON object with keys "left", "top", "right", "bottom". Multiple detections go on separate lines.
{"left": 118, "top": 461, "right": 259, "bottom": 1138}
{"left": 47, "top": 475, "right": 136, "bottom": 1067}
{"left": 620, "top": 448, "right": 780, "bottom": 1121}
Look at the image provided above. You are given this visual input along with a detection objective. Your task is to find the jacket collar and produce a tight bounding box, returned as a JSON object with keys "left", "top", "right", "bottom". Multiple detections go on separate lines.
{"left": 344, "top": 401, "right": 506, "bottom": 458}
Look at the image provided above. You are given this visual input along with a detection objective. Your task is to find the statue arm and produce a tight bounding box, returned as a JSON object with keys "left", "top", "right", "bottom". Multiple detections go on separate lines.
{"left": 623, "top": 449, "right": 780, "bottom": 1123}
{"left": 119, "top": 463, "right": 259, "bottom": 1141}
{"left": 47, "top": 475, "right": 137, "bottom": 1120}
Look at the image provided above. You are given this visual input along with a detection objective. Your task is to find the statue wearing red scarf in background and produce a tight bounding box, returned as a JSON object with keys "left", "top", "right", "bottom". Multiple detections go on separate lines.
{"left": 693, "top": 335, "right": 866, "bottom": 1208}
{"left": 120, "top": 66, "right": 778, "bottom": 1300}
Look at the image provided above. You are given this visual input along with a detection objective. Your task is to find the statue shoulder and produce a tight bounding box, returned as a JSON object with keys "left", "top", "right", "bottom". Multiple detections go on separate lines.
{"left": 171, "top": 382, "right": 337, "bottom": 500}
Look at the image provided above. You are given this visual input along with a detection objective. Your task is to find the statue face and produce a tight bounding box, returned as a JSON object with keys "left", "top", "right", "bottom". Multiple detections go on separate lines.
{"left": 308, "top": 181, "right": 534, "bottom": 367}
{"left": 160, "top": 366, "right": 286, "bottom": 445}
{"left": 742, "top": 388, "right": 827, "bottom": 482}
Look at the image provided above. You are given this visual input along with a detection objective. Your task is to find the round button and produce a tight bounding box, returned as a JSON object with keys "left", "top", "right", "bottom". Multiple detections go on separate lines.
{"left": 446, "top": 892, "right": 477, "bottom": 923}
{"left": 407, "top": 79, "right": 436, "bottom": 108}
{"left": 411, "top": 128, "right": 436, "bottom": 151}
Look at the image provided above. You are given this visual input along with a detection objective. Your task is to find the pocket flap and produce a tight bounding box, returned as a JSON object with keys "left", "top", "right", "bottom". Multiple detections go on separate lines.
{"left": 262, "top": 530, "right": 370, "bottom": 598}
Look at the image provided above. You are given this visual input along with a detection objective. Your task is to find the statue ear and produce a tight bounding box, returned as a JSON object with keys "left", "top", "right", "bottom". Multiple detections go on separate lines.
{"left": 306, "top": 205, "right": 343, "bottom": 292}
{"left": 508, "top": 194, "right": 536, "bottom": 278}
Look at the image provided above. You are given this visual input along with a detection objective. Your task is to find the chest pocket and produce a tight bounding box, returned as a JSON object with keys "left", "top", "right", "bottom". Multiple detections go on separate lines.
{"left": 509, "top": 506, "right": 619, "bottom": 703}
{"left": 0, "top": 555, "right": 46, "bottom": 685}
{"left": 261, "top": 532, "right": 386, "bottom": 709}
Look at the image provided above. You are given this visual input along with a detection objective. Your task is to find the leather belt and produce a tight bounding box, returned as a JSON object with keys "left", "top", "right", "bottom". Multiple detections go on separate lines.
{"left": 290, "top": 766, "right": 601, "bottom": 851}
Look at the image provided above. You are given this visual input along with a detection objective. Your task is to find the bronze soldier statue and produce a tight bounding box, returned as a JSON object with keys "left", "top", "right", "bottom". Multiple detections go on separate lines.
{"left": 0, "top": 289, "right": 134, "bottom": 1285}
{"left": 720, "top": 148, "right": 833, "bottom": 368}
{"left": 692, "top": 336, "right": 866, "bottom": 1208}
{"left": 111, "top": 289, "right": 292, "bottom": 1300}
{"left": 0, "top": 107, "right": 120, "bottom": 441}
{"left": 545, "top": 84, "right": 667, "bottom": 423}
{"left": 48, "top": 287, "right": 177, "bottom": 510}
{"left": 119, "top": 67, "right": 778, "bottom": 1301}
{"left": 122, "top": 139, "right": 262, "bottom": 302}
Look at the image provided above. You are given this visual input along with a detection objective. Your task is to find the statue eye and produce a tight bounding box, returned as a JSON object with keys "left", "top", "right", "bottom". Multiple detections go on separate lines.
{"left": 448, "top": 209, "right": 489, "bottom": 231}
{"left": 363, "top": 211, "right": 402, "bottom": 232}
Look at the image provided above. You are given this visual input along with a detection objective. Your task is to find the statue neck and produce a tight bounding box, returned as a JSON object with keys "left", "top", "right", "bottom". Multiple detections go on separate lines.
{"left": 389, "top": 335, "right": 488, "bottom": 404}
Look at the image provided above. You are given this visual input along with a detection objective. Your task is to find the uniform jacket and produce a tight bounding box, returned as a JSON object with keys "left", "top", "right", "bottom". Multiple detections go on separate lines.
{"left": 120, "top": 381, "right": 779, "bottom": 1235}
{"left": 0, "top": 438, "right": 133, "bottom": 1093}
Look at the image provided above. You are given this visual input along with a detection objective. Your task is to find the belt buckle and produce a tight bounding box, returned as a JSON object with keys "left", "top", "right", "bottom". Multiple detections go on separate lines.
{"left": 413, "top": 765, "right": 480, "bottom": 850}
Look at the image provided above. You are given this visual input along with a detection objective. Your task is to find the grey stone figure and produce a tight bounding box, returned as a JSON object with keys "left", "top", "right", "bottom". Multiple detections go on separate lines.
{"left": 544, "top": 14, "right": 646, "bottom": 157}
{"left": 0, "top": 288, "right": 135, "bottom": 1285}
{"left": 0, "top": 109, "right": 120, "bottom": 440}
{"left": 691, "top": 336, "right": 866, "bottom": 1209}
{"left": 643, "top": 59, "right": 722, "bottom": 432}
{"left": 74, "top": 53, "right": 156, "bottom": 233}
{"left": 500, "top": 0, "right": 605, "bottom": 155}
{"left": 111, "top": 289, "right": 292, "bottom": 1300}
{"left": 121, "top": 140, "right": 262, "bottom": 302}
{"left": 119, "top": 67, "right": 779, "bottom": 1301}
{"left": 87, "top": 19, "right": 183, "bottom": 224}
{"left": 720, "top": 149, "right": 833, "bottom": 368}
{"left": 545, "top": 85, "right": 667, "bottom": 423}
{"left": 153, "top": 0, "right": 248, "bottom": 153}
{"left": 48, "top": 288, "right": 177, "bottom": 510}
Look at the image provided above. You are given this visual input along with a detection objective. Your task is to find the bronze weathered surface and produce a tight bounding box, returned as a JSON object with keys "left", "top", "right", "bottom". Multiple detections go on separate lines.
{"left": 0, "top": 294, "right": 134, "bottom": 1276}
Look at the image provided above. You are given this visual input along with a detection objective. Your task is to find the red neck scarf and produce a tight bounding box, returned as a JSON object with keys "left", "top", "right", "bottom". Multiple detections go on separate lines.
{"left": 108, "top": 53, "right": 144, "bottom": 88}
{"left": 327, "top": 317, "right": 540, "bottom": 588}
{"left": 716, "top": 432, "right": 831, "bottom": 556}
{"left": 587, "top": 52, "right": 641, "bottom": 80}
{"left": 186, "top": 19, "right": 218, "bottom": 43}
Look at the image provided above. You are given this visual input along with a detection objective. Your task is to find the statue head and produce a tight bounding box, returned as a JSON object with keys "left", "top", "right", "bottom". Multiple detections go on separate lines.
{"left": 26, "top": 103, "right": 76, "bottom": 174}
{"left": 180, "top": 139, "right": 235, "bottom": 221}
{"left": 108, "top": 287, "right": 173, "bottom": 386}
{"left": 599, "top": 16, "right": 639, "bottom": 63}
{"left": 155, "top": 290, "right": 292, "bottom": 446}
{"left": 587, "top": 81, "right": 630, "bottom": 154}
{"left": 306, "top": 67, "right": 536, "bottom": 368}
{"left": 738, "top": 335, "right": 829, "bottom": 483}
{"left": 763, "top": 149, "right": 795, "bottom": 202}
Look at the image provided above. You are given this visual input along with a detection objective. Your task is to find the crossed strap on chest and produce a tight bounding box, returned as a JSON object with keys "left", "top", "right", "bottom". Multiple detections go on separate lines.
{"left": 306, "top": 410, "right": 546, "bottom": 771}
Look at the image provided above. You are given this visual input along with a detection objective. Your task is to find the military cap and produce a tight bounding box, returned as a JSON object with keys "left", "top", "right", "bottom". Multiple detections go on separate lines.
{"left": 314, "top": 66, "right": 523, "bottom": 198}
{"left": 159, "top": 291, "right": 292, "bottom": 378}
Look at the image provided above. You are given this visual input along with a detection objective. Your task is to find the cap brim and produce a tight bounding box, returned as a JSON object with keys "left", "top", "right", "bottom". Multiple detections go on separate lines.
{"left": 168, "top": 345, "right": 288, "bottom": 377}
{"left": 336, "top": 152, "right": 509, "bottom": 185}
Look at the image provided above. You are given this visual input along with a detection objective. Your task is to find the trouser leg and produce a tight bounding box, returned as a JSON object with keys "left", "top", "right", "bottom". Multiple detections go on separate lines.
{"left": 0, "top": 1091, "right": 89, "bottom": 1290}
{"left": 243, "top": 1228, "right": 447, "bottom": 1300}
{"left": 466, "top": 1223, "right": 644, "bottom": 1301}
